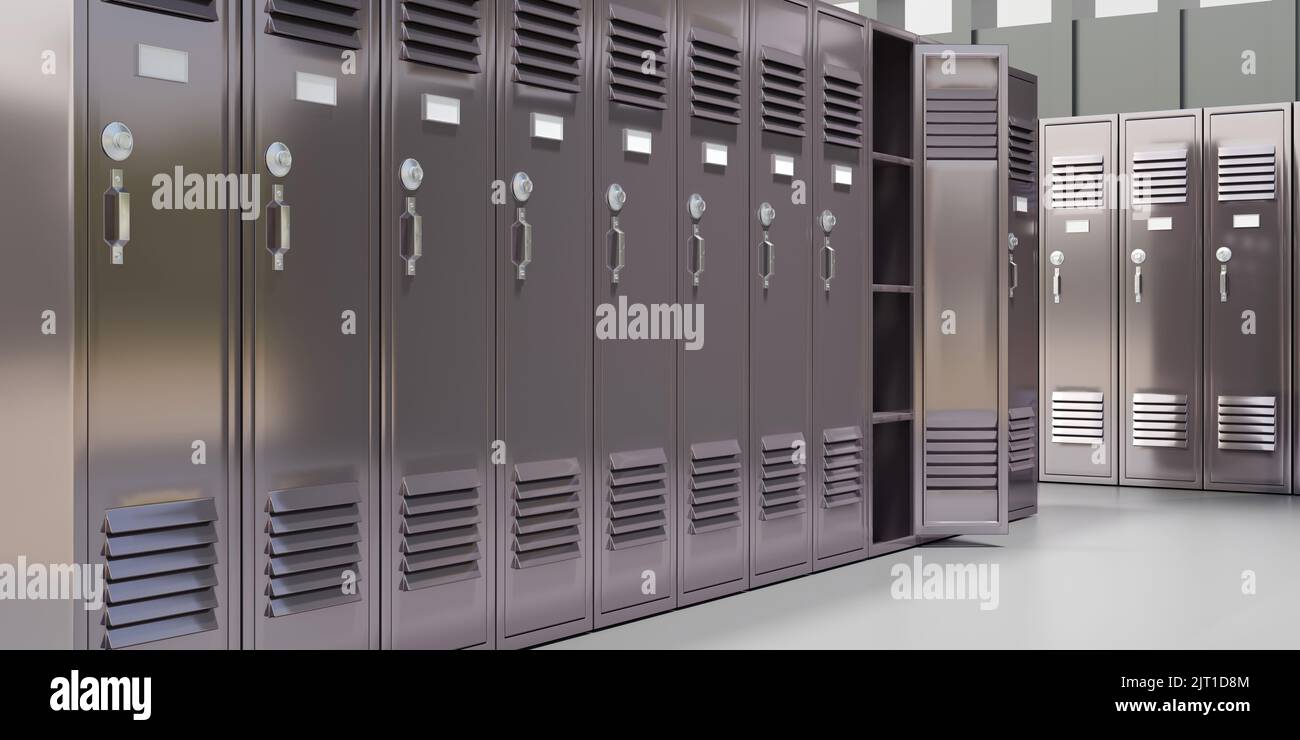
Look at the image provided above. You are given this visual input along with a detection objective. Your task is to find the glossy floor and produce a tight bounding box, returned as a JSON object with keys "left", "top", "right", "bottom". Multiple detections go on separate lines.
{"left": 547, "top": 484, "right": 1300, "bottom": 649}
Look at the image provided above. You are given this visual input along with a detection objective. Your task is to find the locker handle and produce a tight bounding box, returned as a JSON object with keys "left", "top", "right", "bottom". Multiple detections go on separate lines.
{"left": 1052, "top": 267, "right": 1060, "bottom": 304}
{"left": 759, "top": 238, "right": 776, "bottom": 290}
{"left": 606, "top": 221, "right": 626, "bottom": 286}
{"left": 1220, "top": 265, "right": 1228, "bottom": 303}
{"left": 399, "top": 197, "right": 423, "bottom": 277}
{"left": 1134, "top": 266, "right": 1143, "bottom": 304}
{"left": 820, "top": 238, "right": 836, "bottom": 292}
{"left": 104, "top": 169, "right": 130, "bottom": 266}
{"left": 688, "top": 194, "right": 707, "bottom": 287}
{"left": 511, "top": 208, "right": 533, "bottom": 281}
{"left": 1009, "top": 256, "right": 1019, "bottom": 300}
{"left": 266, "top": 184, "right": 291, "bottom": 272}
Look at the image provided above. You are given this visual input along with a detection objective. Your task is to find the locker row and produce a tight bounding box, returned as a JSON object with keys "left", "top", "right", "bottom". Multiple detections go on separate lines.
{"left": 0, "top": 0, "right": 1036, "bottom": 649}
{"left": 1040, "top": 105, "right": 1294, "bottom": 494}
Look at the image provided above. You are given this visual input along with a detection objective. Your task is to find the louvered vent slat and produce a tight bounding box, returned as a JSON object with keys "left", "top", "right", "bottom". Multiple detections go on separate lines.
{"left": 1218, "top": 144, "right": 1276, "bottom": 202}
{"left": 605, "top": 449, "right": 668, "bottom": 550}
{"left": 606, "top": 4, "right": 667, "bottom": 109}
{"left": 265, "top": 0, "right": 363, "bottom": 50}
{"left": 104, "top": 0, "right": 219, "bottom": 21}
{"left": 399, "top": 469, "right": 484, "bottom": 591}
{"left": 688, "top": 440, "right": 742, "bottom": 534}
{"left": 400, "top": 0, "right": 483, "bottom": 73}
{"left": 1132, "top": 393, "right": 1189, "bottom": 448}
{"left": 1131, "top": 149, "right": 1188, "bottom": 206}
{"left": 102, "top": 499, "right": 220, "bottom": 649}
{"left": 1050, "top": 154, "right": 1104, "bottom": 210}
{"left": 822, "top": 427, "right": 863, "bottom": 508}
{"left": 760, "top": 433, "right": 807, "bottom": 521}
{"left": 266, "top": 483, "right": 364, "bottom": 617}
{"left": 1009, "top": 407, "right": 1037, "bottom": 472}
{"left": 688, "top": 29, "right": 741, "bottom": 124}
{"left": 513, "top": 0, "right": 583, "bottom": 93}
{"left": 1009, "top": 116, "right": 1036, "bottom": 184}
{"left": 760, "top": 47, "right": 807, "bottom": 137}
{"left": 512, "top": 458, "right": 583, "bottom": 568}
{"left": 1051, "top": 391, "right": 1104, "bottom": 445}
{"left": 1217, "top": 395, "right": 1277, "bottom": 451}
{"left": 925, "top": 87, "right": 997, "bottom": 160}
{"left": 822, "top": 66, "right": 863, "bottom": 149}
{"left": 925, "top": 412, "right": 998, "bottom": 496}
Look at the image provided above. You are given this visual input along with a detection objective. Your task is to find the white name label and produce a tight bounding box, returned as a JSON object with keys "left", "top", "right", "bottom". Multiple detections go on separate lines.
{"left": 296, "top": 72, "right": 337, "bottom": 106}
{"left": 137, "top": 44, "right": 189, "bottom": 84}
{"left": 772, "top": 154, "right": 794, "bottom": 178}
{"left": 623, "top": 128, "right": 652, "bottom": 155}
{"left": 423, "top": 94, "right": 460, "bottom": 125}
{"left": 703, "top": 142, "right": 728, "bottom": 167}
{"left": 531, "top": 112, "right": 564, "bottom": 141}
{"left": 1015, "top": 196, "right": 1029, "bottom": 213}
{"left": 1066, "top": 219, "right": 1090, "bottom": 234}
{"left": 833, "top": 165, "right": 853, "bottom": 187}
{"left": 1147, "top": 217, "right": 1173, "bottom": 231}
{"left": 1233, "top": 213, "right": 1261, "bottom": 229}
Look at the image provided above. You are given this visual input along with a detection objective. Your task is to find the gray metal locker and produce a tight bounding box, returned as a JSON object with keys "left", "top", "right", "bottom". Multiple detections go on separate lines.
{"left": 749, "top": 0, "right": 813, "bottom": 588}
{"left": 380, "top": 1, "right": 495, "bottom": 650}
{"left": 675, "top": 0, "right": 751, "bottom": 607}
{"left": 1203, "top": 104, "right": 1291, "bottom": 494}
{"left": 241, "top": 0, "right": 379, "bottom": 649}
{"left": 1007, "top": 67, "right": 1038, "bottom": 520}
{"left": 0, "top": 0, "right": 240, "bottom": 651}
{"left": 495, "top": 0, "right": 595, "bottom": 649}
{"left": 914, "top": 43, "right": 1010, "bottom": 536}
{"left": 593, "top": 0, "right": 678, "bottom": 628}
{"left": 1119, "top": 110, "right": 1203, "bottom": 490}
{"left": 811, "top": 4, "right": 868, "bottom": 569}
{"left": 1039, "top": 114, "right": 1119, "bottom": 486}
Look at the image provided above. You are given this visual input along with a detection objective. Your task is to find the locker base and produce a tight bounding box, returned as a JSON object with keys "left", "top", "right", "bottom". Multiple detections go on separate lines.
{"left": 595, "top": 595, "right": 677, "bottom": 631}
{"left": 498, "top": 617, "right": 593, "bottom": 651}
{"left": 677, "top": 577, "right": 749, "bottom": 609}
{"left": 751, "top": 561, "right": 813, "bottom": 589}
{"left": 813, "top": 547, "right": 869, "bottom": 572}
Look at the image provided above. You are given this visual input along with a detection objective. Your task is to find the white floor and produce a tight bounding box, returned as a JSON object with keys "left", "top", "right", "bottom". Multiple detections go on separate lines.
{"left": 547, "top": 484, "right": 1300, "bottom": 649}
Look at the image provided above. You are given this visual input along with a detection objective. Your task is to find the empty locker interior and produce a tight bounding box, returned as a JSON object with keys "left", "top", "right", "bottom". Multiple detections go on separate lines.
{"left": 592, "top": 0, "right": 679, "bottom": 628}
{"left": 380, "top": 1, "right": 496, "bottom": 650}
{"left": 1007, "top": 68, "right": 1039, "bottom": 521}
{"left": 1203, "top": 104, "right": 1291, "bottom": 494}
{"left": 1040, "top": 115, "right": 1119, "bottom": 486}
{"left": 1119, "top": 110, "right": 1203, "bottom": 490}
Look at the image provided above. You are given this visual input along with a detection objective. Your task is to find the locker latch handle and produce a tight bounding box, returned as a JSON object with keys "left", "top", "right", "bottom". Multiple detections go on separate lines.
{"left": 1217, "top": 247, "right": 1233, "bottom": 303}
{"left": 758, "top": 202, "right": 776, "bottom": 290}
{"left": 1050, "top": 251, "right": 1064, "bottom": 304}
{"left": 1131, "top": 249, "right": 1147, "bottom": 304}
{"left": 400, "top": 197, "right": 423, "bottom": 277}
{"left": 1008, "top": 233, "right": 1020, "bottom": 299}
{"left": 266, "top": 184, "right": 291, "bottom": 272}
{"left": 511, "top": 172, "right": 534, "bottom": 281}
{"left": 104, "top": 169, "right": 131, "bottom": 266}
{"left": 820, "top": 210, "right": 837, "bottom": 293}
{"left": 688, "top": 194, "right": 706, "bottom": 287}
{"left": 606, "top": 185, "right": 627, "bottom": 286}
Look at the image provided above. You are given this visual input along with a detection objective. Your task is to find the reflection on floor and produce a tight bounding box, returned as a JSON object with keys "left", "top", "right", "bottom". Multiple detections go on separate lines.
{"left": 546, "top": 484, "right": 1300, "bottom": 649}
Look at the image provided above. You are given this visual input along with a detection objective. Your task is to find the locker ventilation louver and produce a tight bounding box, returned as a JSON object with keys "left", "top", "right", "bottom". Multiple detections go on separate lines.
{"left": 1009, "top": 116, "right": 1036, "bottom": 184}
{"left": 688, "top": 440, "right": 742, "bottom": 535}
{"left": 1131, "top": 393, "right": 1189, "bottom": 449}
{"left": 924, "top": 87, "right": 997, "bottom": 160}
{"left": 1218, "top": 145, "right": 1276, "bottom": 202}
{"left": 822, "top": 66, "right": 863, "bottom": 149}
{"left": 266, "top": 483, "right": 364, "bottom": 618}
{"left": 1217, "top": 396, "right": 1277, "bottom": 452}
{"left": 265, "top": 0, "right": 362, "bottom": 50}
{"left": 102, "top": 499, "right": 219, "bottom": 650}
{"left": 400, "top": 470, "right": 483, "bottom": 591}
{"left": 1050, "top": 155, "right": 1104, "bottom": 210}
{"left": 821, "top": 428, "right": 864, "bottom": 508}
{"left": 512, "top": 0, "right": 583, "bottom": 94}
{"left": 400, "top": 0, "right": 483, "bottom": 73}
{"left": 760, "top": 47, "right": 807, "bottom": 138}
{"left": 104, "top": 0, "right": 219, "bottom": 21}
{"left": 760, "top": 433, "right": 807, "bottom": 521}
{"left": 511, "top": 458, "right": 583, "bottom": 569}
{"left": 1051, "top": 391, "right": 1104, "bottom": 445}
{"left": 606, "top": 449, "right": 669, "bottom": 551}
{"left": 688, "top": 28, "right": 742, "bottom": 125}
{"left": 1131, "top": 149, "right": 1188, "bottom": 206}
{"left": 924, "top": 412, "right": 998, "bottom": 497}
{"left": 607, "top": 5, "right": 668, "bottom": 110}
{"left": 1009, "top": 408, "right": 1036, "bottom": 472}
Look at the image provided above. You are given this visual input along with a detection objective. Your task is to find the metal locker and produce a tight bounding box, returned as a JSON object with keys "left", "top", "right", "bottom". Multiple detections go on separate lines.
{"left": 811, "top": 5, "right": 868, "bottom": 569}
{"left": 1006, "top": 67, "right": 1038, "bottom": 520}
{"left": 241, "top": 0, "right": 379, "bottom": 649}
{"left": 592, "top": 0, "right": 678, "bottom": 628}
{"left": 1119, "top": 110, "right": 1203, "bottom": 490}
{"left": 1039, "top": 114, "right": 1119, "bottom": 485}
{"left": 495, "top": 0, "right": 595, "bottom": 649}
{"left": 1203, "top": 104, "right": 1291, "bottom": 494}
{"left": 380, "top": 1, "right": 495, "bottom": 650}
{"left": 675, "top": 0, "right": 751, "bottom": 607}
{"left": 749, "top": 0, "right": 814, "bottom": 587}
{"left": 914, "top": 44, "right": 1010, "bottom": 536}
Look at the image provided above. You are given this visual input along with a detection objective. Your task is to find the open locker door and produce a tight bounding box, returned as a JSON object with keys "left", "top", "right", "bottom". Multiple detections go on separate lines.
{"left": 914, "top": 44, "right": 1009, "bottom": 537}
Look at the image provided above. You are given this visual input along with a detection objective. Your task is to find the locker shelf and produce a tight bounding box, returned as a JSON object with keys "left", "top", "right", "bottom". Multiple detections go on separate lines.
{"left": 871, "top": 284, "right": 914, "bottom": 294}
{"left": 872, "top": 411, "right": 914, "bottom": 425}
{"left": 870, "top": 419, "right": 913, "bottom": 546}
{"left": 871, "top": 29, "right": 913, "bottom": 159}
{"left": 872, "top": 151, "right": 913, "bottom": 167}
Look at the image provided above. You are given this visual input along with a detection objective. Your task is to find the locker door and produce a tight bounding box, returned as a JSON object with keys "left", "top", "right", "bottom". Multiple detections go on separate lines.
{"left": 382, "top": 1, "right": 495, "bottom": 650}
{"left": 676, "top": 0, "right": 750, "bottom": 606}
{"left": 593, "top": 0, "right": 678, "bottom": 627}
{"left": 1006, "top": 69, "right": 1038, "bottom": 519}
{"left": 914, "top": 44, "right": 1009, "bottom": 537}
{"left": 1204, "top": 105, "right": 1291, "bottom": 493}
{"left": 495, "top": 0, "right": 594, "bottom": 648}
{"left": 811, "top": 6, "right": 867, "bottom": 568}
{"left": 244, "top": 0, "right": 377, "bottom": 649}
{"left": 1119, "top": 111, "right": 1203, "bottom": 489}
{"left": 749, "top": 0, "right": 813, "bottom": 587}
{"left": 87, "top": 0, "right": 235, "bottom": 650}
{"left": 1040, "top": 116, "right": 1118, "bottom": 484}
